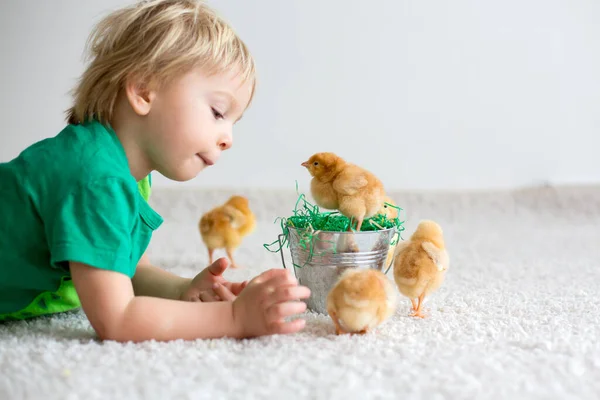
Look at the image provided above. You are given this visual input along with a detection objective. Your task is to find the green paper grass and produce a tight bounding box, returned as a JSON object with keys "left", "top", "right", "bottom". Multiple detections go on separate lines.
{"left": 264, "top": 188, "right": 406, "bottom": 256}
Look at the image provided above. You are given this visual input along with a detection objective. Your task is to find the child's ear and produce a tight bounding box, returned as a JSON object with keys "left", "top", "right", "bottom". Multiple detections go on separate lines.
{"left": 124, "top": 78, "right": 156, "bottom": 116}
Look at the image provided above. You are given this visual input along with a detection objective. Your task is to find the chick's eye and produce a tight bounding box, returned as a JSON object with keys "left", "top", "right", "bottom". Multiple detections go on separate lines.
{"left": 313, "top": 162, "right": 319, "bottom": 166}
{"left": 212, "top": 107, "right": 224, "bottom": 120}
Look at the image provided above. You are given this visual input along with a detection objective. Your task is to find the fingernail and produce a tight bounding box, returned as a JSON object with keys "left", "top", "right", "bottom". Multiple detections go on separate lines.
{"left": 213, "top": 283, "right": 220, "bottom": 289}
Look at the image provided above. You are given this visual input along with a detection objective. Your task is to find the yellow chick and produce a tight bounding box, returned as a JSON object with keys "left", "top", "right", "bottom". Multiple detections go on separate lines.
{"left": 199, "top": 195, "right": 256, "bottom": 268}
{"left": 393, "top": 220, "right": 449, "bottom": 318}
{"left": 301, "top": 152, "right": 385, "bottom": 232}
{"left": 326, "top": 268, "right": 397, "bottom": 335}
{"left": 379, "top": 195, "right": 399, "bottom": 220}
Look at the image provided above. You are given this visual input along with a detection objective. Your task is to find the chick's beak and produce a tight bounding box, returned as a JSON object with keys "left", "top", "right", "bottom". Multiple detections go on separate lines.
{"left": 301, "top": 161, "right": 309, "bottom": 168}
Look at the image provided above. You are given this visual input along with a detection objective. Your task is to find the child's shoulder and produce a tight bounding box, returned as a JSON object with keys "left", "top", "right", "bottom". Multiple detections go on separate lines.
{"left": 28, "top": 121, "right": 128, "bottom": 175}
{"left": 20, "top": 121, "right": 129, "bottom": 177}
{"left": 1, "top": 120, "right": 138, "bottom": 210}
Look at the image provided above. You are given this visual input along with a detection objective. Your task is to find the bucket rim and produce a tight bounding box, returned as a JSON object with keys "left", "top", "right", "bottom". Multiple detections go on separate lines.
{"left": 287, "top": 225, "right": 397, "bottom": 235}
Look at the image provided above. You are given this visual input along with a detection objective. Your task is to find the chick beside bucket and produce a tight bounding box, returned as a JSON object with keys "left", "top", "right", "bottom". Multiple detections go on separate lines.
{"left": 326, "top": 268, "right": 397, "bottom": 335}
{"left": 283, "top": 226, "right": 397, "bottom": 315}
{"left": 393, "top": 220, "right": 449, "bottom": 318}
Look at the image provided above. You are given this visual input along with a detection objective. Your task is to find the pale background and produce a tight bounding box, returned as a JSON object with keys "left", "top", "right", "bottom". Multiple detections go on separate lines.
{"left": 1, "top": 0, "right": 598, "bottom": 191}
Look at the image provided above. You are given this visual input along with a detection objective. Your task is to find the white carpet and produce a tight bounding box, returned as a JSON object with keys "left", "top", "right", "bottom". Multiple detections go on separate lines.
{"left": 1, "top": 185, "right": 600, "bottom": 400}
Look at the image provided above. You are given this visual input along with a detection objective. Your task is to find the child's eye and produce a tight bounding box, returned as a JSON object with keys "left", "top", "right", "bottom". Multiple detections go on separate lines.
{"left": 212, "top": 108, "right": 224, "bottom": 120}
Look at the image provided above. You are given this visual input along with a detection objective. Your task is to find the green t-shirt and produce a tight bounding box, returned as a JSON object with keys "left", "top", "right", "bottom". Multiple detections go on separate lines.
{"left": 0, "top": 120, "right": 163, "bottom": 321}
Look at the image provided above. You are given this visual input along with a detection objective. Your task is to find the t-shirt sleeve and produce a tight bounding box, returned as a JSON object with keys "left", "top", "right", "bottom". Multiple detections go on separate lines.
{"left": 46, "top": 177, "right": 138, "bottom": 276}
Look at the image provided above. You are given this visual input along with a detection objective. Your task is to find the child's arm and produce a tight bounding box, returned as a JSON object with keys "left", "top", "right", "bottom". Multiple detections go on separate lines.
{"left": 131, "top": 254, "right": 247, "bottom": 302}
{"left": 131, "top": 254, "right": 191, "bottom": 300}
{"left": 70, "top": 261, "right": 310, "bottom": 342}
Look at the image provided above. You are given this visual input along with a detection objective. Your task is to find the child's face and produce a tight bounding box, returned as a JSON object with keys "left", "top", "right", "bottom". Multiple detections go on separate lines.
{"left": 140, "top": 67, "right": 253, "bottom": 181}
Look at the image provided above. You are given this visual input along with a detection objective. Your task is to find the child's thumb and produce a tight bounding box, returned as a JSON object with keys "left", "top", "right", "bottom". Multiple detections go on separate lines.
{"left": 208, "top": 257, "right": 229, "bottom": 276}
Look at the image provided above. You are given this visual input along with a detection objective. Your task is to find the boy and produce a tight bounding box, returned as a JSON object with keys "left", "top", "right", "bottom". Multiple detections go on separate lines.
{"left": 0, "top": 0, "right": 310, "bottom": 342}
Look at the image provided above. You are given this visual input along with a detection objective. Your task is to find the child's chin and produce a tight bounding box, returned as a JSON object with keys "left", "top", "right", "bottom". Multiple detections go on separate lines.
{"left": 162, "top": 168, "right": 201, "bottom": 182}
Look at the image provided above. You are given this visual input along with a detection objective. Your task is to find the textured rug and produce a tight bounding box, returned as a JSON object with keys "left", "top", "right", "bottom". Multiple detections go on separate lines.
{"left": 1, "top": 185, "right": 599, "bottom": 399}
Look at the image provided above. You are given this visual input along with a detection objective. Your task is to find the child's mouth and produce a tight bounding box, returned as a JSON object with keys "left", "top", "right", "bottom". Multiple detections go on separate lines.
{"left": 197, "top": 154, "right": 214, "bottom": 166}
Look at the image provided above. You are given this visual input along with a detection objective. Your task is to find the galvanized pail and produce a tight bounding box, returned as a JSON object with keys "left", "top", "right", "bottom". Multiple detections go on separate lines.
{"left": 278, "top": 227, "right": 397, "bottom": 314}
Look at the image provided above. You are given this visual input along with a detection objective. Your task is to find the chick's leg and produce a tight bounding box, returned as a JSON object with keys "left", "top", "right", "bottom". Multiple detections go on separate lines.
{"left": 355, "top": 217, "right": 364, "bottom": 232}
{"left": 346, "top": 217, "right": 355, "bottom": 232}
{"left": 329, "top": 310, "right": 345, "bottom": 335}
{"left": 346, "top": 216, "right": 365, "bottom": 232}
{"left": 208, "top": 248, "right": 214, "bottom": 264}
{"left": 342, "top": 214, "right": 363, "bottom": 253}
{"left": 410, "top": 298, "right": 418, "bottom": 312}
{"left": 226, "top": 248, "right": 239, "bottom": 269}
{"left": 411, "top": 293, "right": 426, "bottom": 318}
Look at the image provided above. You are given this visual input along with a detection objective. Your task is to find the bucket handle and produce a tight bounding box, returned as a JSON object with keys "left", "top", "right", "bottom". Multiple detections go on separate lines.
{"left": 383, "top": 229, "right": 399, "bottom": 275}
{"left": 384, "top": 262, "right": 393, "bottom": 275}
{"left": 277, "top": 234, "right": 287, "bottom": 269}
{"left": 277, "top": 234, "right": 299, "bottom": 279}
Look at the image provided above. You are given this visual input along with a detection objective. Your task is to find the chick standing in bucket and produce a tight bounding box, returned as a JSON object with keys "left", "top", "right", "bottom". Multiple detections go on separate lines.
{"left": 326, "top": 268, "right": 397, "bottom": 335}
{"left": 301, "top": 152, "right": 385, "bottom": 232}
{"left": 393, "top": 220, "right": 449, "bottom": 318}
{"left": 199, "top": 195, "right": 256, "bottom": 269}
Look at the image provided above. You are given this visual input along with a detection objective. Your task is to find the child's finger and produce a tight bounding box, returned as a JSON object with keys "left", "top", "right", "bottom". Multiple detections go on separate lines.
{"left": 225, "top": 281, "right": 246, "bottom": 295}
{"left": 199, "top": 291, "right": 218, "bottom": 302}
{"left": 271, "top": 318, "right": 306, "bottom": 335}
{"left": 256, "top": 274, "right": 299, "bottom": 305}
{"left": 250, "top": 268, "right": 291, "bottom": 286}
{"left": 259, "top": 271, "right": 298, "bottom": 293}
{"left": 267, "top": 301, "right": 307, "bottom": 321}
{"left": 266, "top": 285, "right": 311, "bottom": 306}
{"left": 212, "top": 283, "right": 236, "bottom": 301}
{"left": 207, "top": 258, "right": 230, "bottom": 277}
{"left": 235, "top": 281, "right": 248, "bottom": 294}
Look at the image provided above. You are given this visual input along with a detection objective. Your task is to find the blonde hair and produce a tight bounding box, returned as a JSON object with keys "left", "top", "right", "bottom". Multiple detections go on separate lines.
{"left": 66, "top": 0, "right": 256, "bottom": 124}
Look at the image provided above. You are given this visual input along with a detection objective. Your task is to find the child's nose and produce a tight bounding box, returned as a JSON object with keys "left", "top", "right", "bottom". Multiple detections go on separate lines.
{"left": 218, "top": 135, "right": 232, "bottom": 150}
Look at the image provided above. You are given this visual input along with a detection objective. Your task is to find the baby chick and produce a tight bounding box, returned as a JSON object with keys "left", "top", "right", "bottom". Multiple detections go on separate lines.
{"left": 199, "top": 195, "right": 256, "bottom": 269}
{"left": 301, "top": 152, "right": 385, "bottom": 232}
{"left": 326, "top": 268, "right": 397, "bottom": 335}
{"left": 379, "top": 195, "right": 399, "bottom": 220}
{"left": 393, "top": 220, "right": 449, "bottom": 318}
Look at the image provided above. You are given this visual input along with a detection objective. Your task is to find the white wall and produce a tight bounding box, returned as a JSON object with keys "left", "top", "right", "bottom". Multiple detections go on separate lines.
{"left": 1, "top": 0, "right": 598, "bottom": 191}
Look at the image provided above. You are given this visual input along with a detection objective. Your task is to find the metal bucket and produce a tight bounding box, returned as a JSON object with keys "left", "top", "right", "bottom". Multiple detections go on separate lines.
{"left": 278, "top": 226, "right": 397, "bottom": 314}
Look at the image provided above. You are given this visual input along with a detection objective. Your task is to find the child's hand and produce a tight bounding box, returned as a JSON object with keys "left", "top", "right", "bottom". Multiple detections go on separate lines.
{"left": 180, "top": 258, "right": 248, "bottom": 302}
{"left": 232, "top": 269, "right": 311, "bottom": 337}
